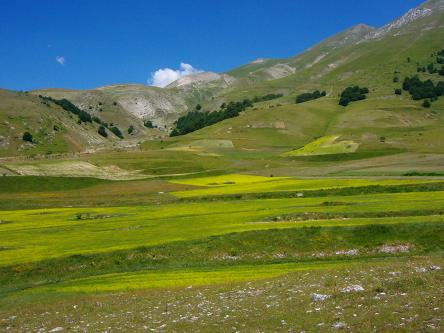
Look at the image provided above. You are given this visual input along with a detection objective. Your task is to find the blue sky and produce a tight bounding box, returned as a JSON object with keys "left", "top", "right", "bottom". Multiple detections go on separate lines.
{"left": 0, "top": 0, "right": 424, "bottom": 90}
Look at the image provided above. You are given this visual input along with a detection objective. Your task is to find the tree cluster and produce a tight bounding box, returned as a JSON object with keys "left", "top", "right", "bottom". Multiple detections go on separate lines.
{"left": 295, "top": 90, "right": 326, "bottom": 104}
{"left": 402, "top": 75, "right": 444, "bottom": 100}
{"left": 252, "top": 93, "right": 283, "bottom": 103}
{"left": 40, "top": 96, "right": 93, "bottom": 123}
{"left": 338, "top": 86, "right": 369, "bottom": 106}
{"left": 38, "top": 95, "right": 125, "bottom": 139}
{"left": 171, "top": 99, "right": 253, "bottom": 137}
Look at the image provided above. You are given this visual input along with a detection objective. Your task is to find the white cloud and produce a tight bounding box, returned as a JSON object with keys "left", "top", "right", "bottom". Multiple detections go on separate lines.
{"left": 148, "top": 62, "right": 201, "bottom": 87}
{"left": 55, "top": 56, "right": 65, "bottom": 65}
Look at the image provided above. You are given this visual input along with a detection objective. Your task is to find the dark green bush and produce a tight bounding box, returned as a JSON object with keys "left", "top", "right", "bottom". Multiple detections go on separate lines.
{"left": 339, "top": 86, "right": 369, "bottom": 106}
{"left": 22, "top": 132, "right": 33, "bottom": 142}
{"left": 296, "top": 90, "right": 326, "bottom": 104}
{"left": 110, "top": 126, "right": 123, "bottom": 139}
{"left": 98, "top": 126, "right": 107, "bottom": 138}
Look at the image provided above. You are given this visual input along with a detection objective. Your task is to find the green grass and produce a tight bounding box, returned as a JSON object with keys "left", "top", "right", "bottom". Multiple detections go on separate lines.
{"left": 171, "top": 174, "right": 440, "bottom": 198}
{"left": 2, "top": 189, "right": 444, "bottom": 266}
{"left": 1, "top": 221, "right": 442, "bottom": 301}
{"left": 25, "top": 261, "right": 354, "bottom": 296}
{"left": 282, "top": 135, "right": 359, "bottom": 157}
{"left": 1, "top": 173, "right": 444, "bottom": 330}
{"left": 3, "top": 256, "right": 442, "bottom": 332}
{"left": 0, "top": 176, "right": 107, "bottom": 193}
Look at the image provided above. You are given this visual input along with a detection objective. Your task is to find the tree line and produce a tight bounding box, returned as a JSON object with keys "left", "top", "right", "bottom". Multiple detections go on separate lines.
{"left": 170, "top": 93, "right": 283, "bottom": 137}
{"left": 295, "top": 90, "right": 326, "bottom": 104}
{"left": 40, "top": 96, "right": 93, "bottom": 123}
{"left": 39, "top": 95, "right": 124, "bottom": 139}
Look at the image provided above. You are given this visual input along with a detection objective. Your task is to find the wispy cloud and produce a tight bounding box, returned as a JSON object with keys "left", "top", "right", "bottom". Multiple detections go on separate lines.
{"left": 55, "top": 56, "right": 65, "bottom": 66}
{"left": 148, "top": 62, "right": 202, "bottom": 87}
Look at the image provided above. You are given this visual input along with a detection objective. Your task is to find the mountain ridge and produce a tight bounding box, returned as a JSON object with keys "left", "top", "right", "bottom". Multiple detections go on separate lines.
{"left": 1, "top": 0, "right": 443, "bottom": 157}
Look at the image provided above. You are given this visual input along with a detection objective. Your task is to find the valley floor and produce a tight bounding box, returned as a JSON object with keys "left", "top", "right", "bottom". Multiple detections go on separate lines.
{"left": 0, "top": 171, "right": 443, "bottom": 332}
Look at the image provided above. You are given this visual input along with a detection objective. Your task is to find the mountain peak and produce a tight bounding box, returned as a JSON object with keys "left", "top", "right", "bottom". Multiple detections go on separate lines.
{"left": 363, "top": 0, "right": 443, "bottom": 40}
{"left": 349, "top": 23, "right": 375, "bottom": 32}
{"left": 321, "top": 23, "right": 375, "bottom": 48}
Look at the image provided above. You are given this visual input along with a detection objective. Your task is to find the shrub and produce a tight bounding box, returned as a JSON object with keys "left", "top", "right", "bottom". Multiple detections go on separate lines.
{"left": 110, "top": 126, "right": 123, "bottom": 139}
{"left": 395, "top": 88, "right": 402, "bottom": 95}
{"left": 22, "top": 132, "right": 33, "bottom": 142}
{"left": 252, "top": 93, "right": 283, "bottom": 103}
{"left": 98, "top": 126, "right": 107, "bottom": 138}
{"left": 296, "top": 90, "right": 326, "bottom": 104}
{"left": 422, "top": 100, "right": 431, "bottom": 108}
{"left": 128, "top": 125, "right": 134, "bottom": 134}
{"left": 144, "top": 120, "right": 154, "bottom": 128}
{"left": 427, "top": 63, "right": 437, "bottom": 74}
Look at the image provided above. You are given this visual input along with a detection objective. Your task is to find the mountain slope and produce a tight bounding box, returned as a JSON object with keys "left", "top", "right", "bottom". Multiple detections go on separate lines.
{"left": 1, "top": 0, "right": 443, "bottom": 159}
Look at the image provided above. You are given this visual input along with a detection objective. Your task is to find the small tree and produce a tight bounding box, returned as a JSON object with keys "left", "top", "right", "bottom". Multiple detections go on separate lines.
{"left": 128, "top": 125, "right": 134, "bottom": 134}
{"left": 98, "top": 126, "right": 107, "bottom": 137}
{"left": 22, "top": 132, "right": 33, "bottom": 142}
{"left": 144, "top": 120, "right": 154, "bottom": 128}
{"left": 395, "top": 88, "right": 402, "bottom": 95}
{"left": 422, "top": 100, "right": 431, "bottom": 108}
{"left": 195, "top": 104, "right": 202, "bottom": 111}
{"left": 110, "top": 126, "right": 123, "bottom": 139}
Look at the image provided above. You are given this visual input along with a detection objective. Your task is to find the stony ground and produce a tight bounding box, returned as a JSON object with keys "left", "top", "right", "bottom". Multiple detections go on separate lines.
{"left": 1, "top": 257, "right": 442, "bottom": 332}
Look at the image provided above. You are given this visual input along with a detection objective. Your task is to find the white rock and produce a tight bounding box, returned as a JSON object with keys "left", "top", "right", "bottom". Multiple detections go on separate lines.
{"left": 311, "top": 293, "right": 331, "bottom": 301}
{"left": 332, "top": 322, "right": 346, "bottom": 329}
{"left": 335, "top": 249, "right": 359, "bottom": 256}
{"left": 415, "top": 267, "right": 428, "bottom": 273}
{"left": 341, "top": 285, "right": 364, "bottom": 293}
{"left": 49, "top": 328, "right": 64, "bottom": 332}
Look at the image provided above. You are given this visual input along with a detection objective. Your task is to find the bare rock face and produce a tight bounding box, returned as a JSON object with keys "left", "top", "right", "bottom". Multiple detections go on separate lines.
{"left": 263, "top": 64, "right": 296, "bottom": 79}
{"left": 362, "top": 0, "right": 444, "bottom": 41}
{"left": 166, "top": 72, "right": 235, "bottom": 90}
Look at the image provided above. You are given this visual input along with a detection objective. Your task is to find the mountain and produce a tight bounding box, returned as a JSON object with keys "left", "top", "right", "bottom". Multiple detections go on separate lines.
{"left": 1, "top": 0, "right": 443, "bottom": 158}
